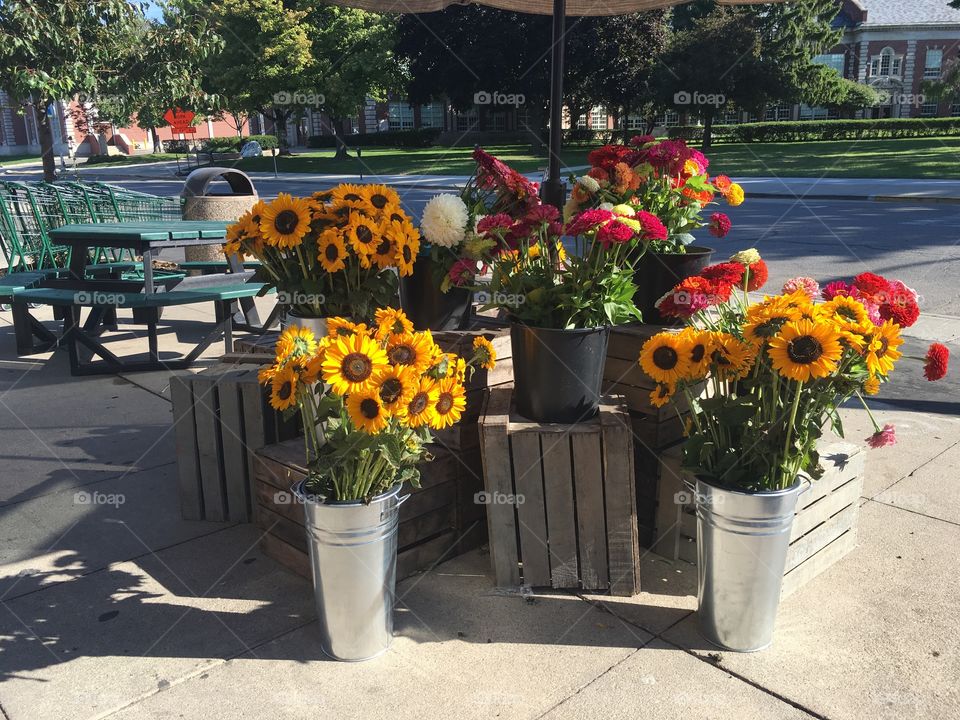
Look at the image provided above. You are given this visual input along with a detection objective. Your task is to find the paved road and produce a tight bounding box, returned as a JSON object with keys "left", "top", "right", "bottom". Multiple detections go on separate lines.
{"left": 14, "top": 175, "right": 959, "bottom": 317}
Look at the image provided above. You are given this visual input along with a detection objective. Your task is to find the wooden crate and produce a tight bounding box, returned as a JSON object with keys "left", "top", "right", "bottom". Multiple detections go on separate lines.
{"left": 652, "top": 442, "right": 865, "bottom": 598}
{"left": 478, "top": 385, "right": 641, "bottom": 596}
{"left": 170, "top": 363, "right": 299, "bottom": 523}
{"left": 253, "top": 439, "right": 486, "bottom": 581}
{"left": 604, "top": 324, "right": 676, "bottom": 418}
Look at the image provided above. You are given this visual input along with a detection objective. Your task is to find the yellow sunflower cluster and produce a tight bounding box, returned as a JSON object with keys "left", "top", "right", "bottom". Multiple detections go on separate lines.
{"left": 225, "top": 185, "right": 421, "bottom": 277}
{"left": 639, "top": 290, "right": 904, "bottom": 408}
{"left": 261, "top": 308, "right": 497, "bottom": 436}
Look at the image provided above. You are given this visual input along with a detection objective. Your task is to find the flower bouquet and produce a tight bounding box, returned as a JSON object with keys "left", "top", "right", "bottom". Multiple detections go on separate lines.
{"left": 225, "top": 185, "right": 421, "bottom": 329}
{"left": 258, "top": 307, "right": 495, "bottom": 661}
{"left": 637, "top": 255, "right": 947, "bottom": 651}
{"left": 471, "top": 148, "right": 667, "bottom": 421}
{"left": 565, "top": 137, "right": 745, "bottom": 323}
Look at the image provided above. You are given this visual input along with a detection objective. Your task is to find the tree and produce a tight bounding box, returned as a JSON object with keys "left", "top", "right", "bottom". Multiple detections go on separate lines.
{"left": 828, "top": 77, "right": 881, "bottom": 117}
{"left": 0, "top": 0, "right": 142, "bottom": 180}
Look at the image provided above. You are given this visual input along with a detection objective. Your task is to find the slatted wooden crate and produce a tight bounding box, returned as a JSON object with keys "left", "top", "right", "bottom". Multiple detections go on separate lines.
{"left": 478, "top": 385, "right": 641, "bottom": 596}
{"left": 653, "top": 442, "right": 865, "bottom": 598}
{"left": 170, "top": 363, "right": 299, "bottom": 523}
{"left": 253, "top": 439, "right": 486, "bottom": 580}
{"left": 604, "top": 324, "right": 677, "bottom": 418}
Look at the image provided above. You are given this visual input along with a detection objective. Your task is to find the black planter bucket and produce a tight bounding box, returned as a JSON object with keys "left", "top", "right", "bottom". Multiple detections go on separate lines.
{"left": 633, "top": 245, "right": 714, "bottom": 324}
{"left": 399, "top": 255, "right": 473, "bottom": 331}
{"left": 510, "top": 323, "right": 610, "bottom": 424}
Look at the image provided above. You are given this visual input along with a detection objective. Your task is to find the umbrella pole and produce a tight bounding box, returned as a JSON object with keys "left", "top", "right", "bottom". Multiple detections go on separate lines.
{"left": 541, "top": 0, "right": 566, "bottom": 212}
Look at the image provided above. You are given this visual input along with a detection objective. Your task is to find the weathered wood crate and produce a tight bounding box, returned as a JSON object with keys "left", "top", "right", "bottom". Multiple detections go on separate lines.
{"left": 170, "top": 363, "right": 300, "bottom": 523}
{"left": 479, "top": 385, "right": 641, "bottom": 596}
{"left": 604, "top": 324, "right": 676, "bottom": 418}
{"left": 653, "top": 442, "right": 865, "bottom": 598}
{"left": 253, "top": 439, "right": 486, "bottom": 580}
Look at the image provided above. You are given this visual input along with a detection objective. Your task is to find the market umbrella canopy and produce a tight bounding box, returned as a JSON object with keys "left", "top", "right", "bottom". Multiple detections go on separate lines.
{"left": 327, "top": 0, "right": 773, "bottom": 16}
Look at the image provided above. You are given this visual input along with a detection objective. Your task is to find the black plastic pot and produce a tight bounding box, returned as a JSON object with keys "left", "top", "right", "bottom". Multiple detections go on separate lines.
{"left": 633, "top": 245, "right": 715, "bottom": 325}
{"left": 399, "top": 255, "right": 473, "bottom": 331}
{"left": 510, "top": 322, "right": 610, "bottom": 424}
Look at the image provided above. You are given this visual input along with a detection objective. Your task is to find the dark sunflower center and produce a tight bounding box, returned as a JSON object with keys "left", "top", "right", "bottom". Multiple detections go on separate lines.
{"left": 325, "top": 244, "right": 340, "bottom": 261}
{"left": 342, "top": 353, "right": 373, "bottom": 382}
{"left": 360, "top": 398, "right": 380, "bottom": 419}
{"left": 371, "top": 193, "right": 389, "bottom": 209}
{"left": 436, "top": 392, "right": 454, "bottom": 415}
{"left": 278, "top": 381, "right": 293, "bottom": 401}
{"left": 376, "top": 238, "right": 391, "bottom": 255}
{"left": 408, "top": 392, "right": 428, "bottom": 414}
{"left": 389, "top": 345, "right": 415, "bottom": 365}
{"left": 711, "top": 349, "right": 731, "bottom": 366}
{"left": 379, "top": 378, "right": 403, "bottom": 404}
{"left": 758, "top": 318, "right": 786, "bottom": 337}
{"left": 652, "top": 346, "right": 679, "bottom": 371}
{"left": 402, "top": 245, "right": 412, "bottom": 263}
{"left": 251, "top": 214, "right": 262, "bottom": 224}
{"left": 690, "top": 344, "right": 705, "bottom": 363}
{"left": 390, "top": 213, "right": 404, "bottom": 223}
{"left": 878, "top": 337, "right": 889, "bottom": 357}
{"left": 345, "top": 193, "right": 362, "bottom": 202}
{"left": 274, "top": 210, "right": 300, "bottom": 235}
{"left": 787, "top": 335, "right": 823, "bottom": 364}
{"left": 356, "top": 225, "right": 374, "bottom": 245}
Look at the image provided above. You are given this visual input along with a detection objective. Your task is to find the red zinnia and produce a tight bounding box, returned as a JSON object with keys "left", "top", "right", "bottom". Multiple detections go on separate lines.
{"left": 635, "top": 211, "right": 668, "bottom": 242}
{"left": 708, "top": 212, "right": 732, "bottom": 238}
{"left": 746, "top": 260, "right": 768, "bottom": 291}
{"left": 476, "top": 213, "right": 513, "bottom": 234}
{"left": 629, "top": 134, "right": 655, "bottom": 148}
{"left": 878, "top": 293, "right": 920, "bottom": 328}
{"left": 924, "top": 342, "right": 949, "bottom": 381}
{"left": 596, "top": 219, "right": 635, "bottom": 247}
{"left": 712, "top": 175, "right": 732, "bottom": 195}
{"left": 853, "top": 272, "right": 890, "bottom": 299}
{"left": 655, "top": 276, "right": 717, "bottom": 318}
{"left": 587, "top": 144, "right": 632, "bottom": 171}
{"left": 701, "top": 262, "right": 744, "bottom": 286}
{"left": 565, "top": 209, "right": 614, "bottom": 236}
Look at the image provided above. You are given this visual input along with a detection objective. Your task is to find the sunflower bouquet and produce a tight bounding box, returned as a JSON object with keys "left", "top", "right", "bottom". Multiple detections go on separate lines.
{"left": 638, "top": 255, "right": 946, "bottom": 492}
{"left": 259, "top": 307, "right": 497, "bottom": 502}
{"left": 225, "top": 185, "right": 421, "bottom": 322}
{"left": 564, "top": 137, "right": 744, "bottom": 253}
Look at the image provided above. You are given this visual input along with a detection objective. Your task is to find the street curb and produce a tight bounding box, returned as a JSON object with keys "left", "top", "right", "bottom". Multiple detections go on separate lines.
{"left": 746, "top": 192, "right": 960, "bottom": 204}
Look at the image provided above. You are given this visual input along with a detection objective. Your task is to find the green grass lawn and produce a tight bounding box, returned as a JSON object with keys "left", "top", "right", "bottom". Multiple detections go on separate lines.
{"left": 0, "top": 154, "right": 42, "bottom": 166}
{"left": 82, "top": 153, "right": 182, "bottom": 166}
{"left": 706, "top": 136, "right": 960, "bottom": 179}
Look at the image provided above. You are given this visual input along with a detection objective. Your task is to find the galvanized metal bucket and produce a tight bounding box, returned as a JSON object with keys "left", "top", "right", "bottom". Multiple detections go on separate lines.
{"left": 695, "top": 477, "right": 804, "bottom": 652}
{"left": 293, "top": 480, "right": 405, "bottom": 661}
{"left": 281, "top": 314, "right": 328, "bottom": 338}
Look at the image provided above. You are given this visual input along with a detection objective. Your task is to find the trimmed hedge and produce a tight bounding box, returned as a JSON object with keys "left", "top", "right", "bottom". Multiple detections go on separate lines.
{"left": 307, "top": 128, "right": 441, "bottom": 149}
{"left": 668, "top": 117, "right": 960, "bottom": 143}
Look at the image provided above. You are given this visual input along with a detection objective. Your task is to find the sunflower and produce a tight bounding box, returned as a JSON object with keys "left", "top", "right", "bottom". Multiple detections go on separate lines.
{"left": 708, "top": 332, "right": 756, "bottom": 380}
{"left": 649, "top": 381, "right": 676, "bottom": 408}
{"left": 346, "top": 389, "right": 390, "bottom": 434}
{"left": 321, "top": 332, "right": 389, "bottom": 395}
{"left": 374, "top": 365, "right": 418, "bottom": 414}
{"left": 472, "top": 336, "right": 497, "bottom": 370}
{"left": 371, "top": 231, "right": 397, "bottom": 270}
{"left": 864, "top": 376, "right": 881, "bottom": 395}
{"left": 386, "top": 332, "right": 434, "bottom": 372}
{"left": 863, "top": 319, "right": 903, "bottom": 377}
{"left": 259, "top": 193, "right": 313, "bottom": 249}
{"left": 639, "top": 333, "right": 690, "bottom": 384}
{"left": 429, "top": 377, "right": 466, "bottom": 429}
{"left": 331, "top": 183, "right": 368, "bottom": 211}
{"left": 743, "top": 303, "right": 796, "bottom": 346}
{"left": 269, "top": 365, "right": 299, "bottom": 411}
{"left": 317, "top": 230, "right": 348, "bottom": 273}
{"left": 275, "top": 325, "right": 317, "bottom": 363}
{"left": 821, "top": 295, "right": 870, "bottom": 330}
{"left": 327, "top": 317, "right": 369, "bottom": 339}
{"left": 375, "top": 307, "right": 414, "bottom": 340}
{"left": 677, "top": 328, "right": 710, "bottom": 380}
{"left": 405, "top": 378, "right": 440, "bottom": 428}
{"left": 301, "top": 354, "right": 325, "bottom": 385}
{"left": 361, "top": 184, "right": 401, "bottom": 215}
{"left": 345, "top": 213, "right": 380, "bottom": 256}
{"left": 258, "top": 363, "right": 278, "bottom": 386}
{"left": 768, "top": 319, "right": 843, "bottom": 382}
{"left": 392, "top": 221, "right": 420, "bottom": 276}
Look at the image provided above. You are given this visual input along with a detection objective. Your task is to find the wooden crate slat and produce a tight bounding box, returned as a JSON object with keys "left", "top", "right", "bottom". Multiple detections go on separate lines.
{"left": 786, "top": 502, "right": 858, "bottom": 573}
{"left": 601, "top": 404, "right": 642, "bottom": 596}
{"left": 240, "top": 373, "right": 273, "bottom": 508}
{"left": 218, "top": 370, "right": 252, "bottom": 522}
{"left": 169, "top": 374, "right": 203, "bottom": 520}
{"left": 398, "top": 505, "right": 457, "bottom": 550}
{"left": 256, "top": 503, "right": 308, "bottom": 552}
{"left": 571, "top": 432, "right": 609, "bottom": 590}
{"left": 511, "top": 431, "right": 551, "bottom": 588}
{"left": 791, "top": 474, "right": 862, "bottom": 539}
{"left": 260, "top": 532, "right": 311, "bottom": 579}
{"left": 540, "top": 434, "right": 579, "bottom": 589}
{"left": 192, "top": 375, "right": 227, "bottom": 522}
{"left": 781, "top": 527, "right": 858, "bottom": 599}
{"left": 479, "top": 386, "right": 521, "bottom": 587}
{"left": 604, "top": 355, "right": 652, "bottom": 391}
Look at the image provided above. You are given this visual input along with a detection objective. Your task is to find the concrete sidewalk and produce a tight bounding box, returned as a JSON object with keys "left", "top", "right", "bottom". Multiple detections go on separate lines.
{"left": 0, "top": 301, "right": 958, "bottom": 719}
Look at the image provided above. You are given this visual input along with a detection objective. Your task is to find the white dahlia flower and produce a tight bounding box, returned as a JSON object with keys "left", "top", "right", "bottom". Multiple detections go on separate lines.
{"left": 576, "top": 175, "right": 600, "bottom": 193}
{"left": 420, "top": 194, "right": 469, "bottom": 248}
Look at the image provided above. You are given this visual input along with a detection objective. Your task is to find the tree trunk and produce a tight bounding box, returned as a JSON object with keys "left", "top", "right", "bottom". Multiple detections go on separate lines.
{"left": 37, "top": 103, "right": 56, "bottom": 182}
{"left": 150, "top": 127, "right": 164, "bottom": 153}
{"left": 332, "top": 120, "right": 351, "bottom": 160}
{"left": 701, "top": 109, "right": 714, "bottom": 154}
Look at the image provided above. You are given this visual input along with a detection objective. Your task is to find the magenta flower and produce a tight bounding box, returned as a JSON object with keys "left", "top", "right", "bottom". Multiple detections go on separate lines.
{"left": 821, "top": 280, "right": 851, "bottom": 301}
{"left": 866, "top": 423, "right": 897, "bottom": 449}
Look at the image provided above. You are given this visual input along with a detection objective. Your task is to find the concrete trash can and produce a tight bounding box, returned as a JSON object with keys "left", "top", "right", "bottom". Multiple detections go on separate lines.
{"left": 180, "top": 167, "right": 259, "bottom": 264}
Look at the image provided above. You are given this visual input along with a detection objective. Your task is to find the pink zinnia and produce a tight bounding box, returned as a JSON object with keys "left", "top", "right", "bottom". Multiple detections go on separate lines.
{"left": 447, "top": 258, "right": 477, "bottom": 287}
{"left": 564, "top": 208, "right": 614, "bottom": 236}
{"left": 782, "top": 277, "right": 820, "bottom": 301}
{"left": 476, "top": 213, "right": 513, "bottom": 234}
{"left": 708, "top": 212, "right": 732, "bottom": 238}
{"left": 635, "top": 211, "right": 668, "bottom": 242}
{"left": 821, "top": 280, "right": 851, "bottom": 301}
{"left": 596, "top": 219, "right": 635, "bottom": 247}
{"left": 866, "top": 423, "right": 897, "bottom": 449}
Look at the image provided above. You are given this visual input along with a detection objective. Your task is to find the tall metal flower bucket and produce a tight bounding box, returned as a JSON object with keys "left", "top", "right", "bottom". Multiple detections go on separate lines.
{"left": 293, "top": 480, "right": 404, "bottom": 661}
{"left": 281, "top": 314, "right": 328, "bottom": 337}
{"left": 695, "top": 477, "right": 803, "bottom": 652}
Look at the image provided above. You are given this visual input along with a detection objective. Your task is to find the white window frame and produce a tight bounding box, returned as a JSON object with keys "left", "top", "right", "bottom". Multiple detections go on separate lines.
{"left": 589, "top": 106, "right": 607, "bottom": 131}
{"left": 925, "top": 49, "right": 943, "bottom": 79}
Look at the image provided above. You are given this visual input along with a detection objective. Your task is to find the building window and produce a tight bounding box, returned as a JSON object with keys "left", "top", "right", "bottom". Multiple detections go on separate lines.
{"left": 487, "top": 112, "right": 507, "bottom": 133}
{"left": 515, "top": 107, "right": 530, "bottom": 129}
{"left": 652, "top": 111, "right": 680, "bottom": 128}
{"left": 589, "top": 106, "right": 607, "bottom": 131}
{"left": 952, "top": 103, "right": 960, "bottom": 117}
{"left": 625, "top": 114, "right": 644, "bottom": 130}
{"left": 721, "top": 109, "right": 741, "bottom": 124}
{"left": 924, "top": 49, "right": 943, "bottom": 79}
{"left": 870, "top": 47, "right": 902, "bottom": 78}
{"left": 454, "top": 110, "right": 477, "bottom": 132}
{"left": 813, "top": 53, "right": 845, "bottom": 76}
{"left": 920, "top": 100, "right": 939, "bottom": 117}
{"left": 388, "top": 102, "right": 414, "bottom": 130}
{"left": 764, "top": 103, "right": 791, "bottom": 121}
{"left": 419, "top": 102, "right": 444, "bottom": 129}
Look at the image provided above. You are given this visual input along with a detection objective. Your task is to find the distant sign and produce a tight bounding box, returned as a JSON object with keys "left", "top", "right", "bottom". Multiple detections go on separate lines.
{"left": 164, "top": 108, "right": 197, "bottom": 134}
